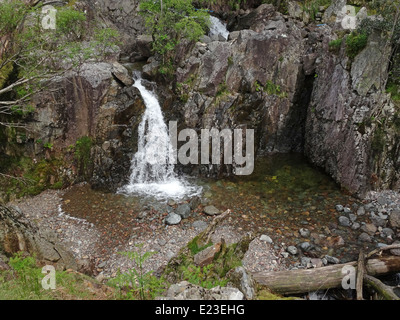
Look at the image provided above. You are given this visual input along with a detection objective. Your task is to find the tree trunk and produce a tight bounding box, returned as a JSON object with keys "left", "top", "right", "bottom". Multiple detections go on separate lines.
{"left": 252, "top": 256, "right": 400, "bottom": 295}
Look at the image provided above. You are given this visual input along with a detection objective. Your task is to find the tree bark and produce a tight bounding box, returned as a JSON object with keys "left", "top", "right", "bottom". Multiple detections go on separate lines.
{"left": 252, "top": 256, "right": 400, "bottom": 295}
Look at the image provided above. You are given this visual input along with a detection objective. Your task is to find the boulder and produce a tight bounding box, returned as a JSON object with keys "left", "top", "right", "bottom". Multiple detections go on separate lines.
{"left": 0, "top": 205, "right": 77, "bottom": 270}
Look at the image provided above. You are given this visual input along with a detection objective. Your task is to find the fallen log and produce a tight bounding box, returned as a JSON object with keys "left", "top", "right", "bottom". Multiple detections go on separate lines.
{"left": 364, "top": 274, "right": 400, "bottom": 300}
{"left": 252, "top": 256, "right": 400, "bottom": 295}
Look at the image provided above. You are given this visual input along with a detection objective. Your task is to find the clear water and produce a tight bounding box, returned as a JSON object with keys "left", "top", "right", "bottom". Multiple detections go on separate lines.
{"left": 118, "top": 74, "right": 202, "bottom": 200}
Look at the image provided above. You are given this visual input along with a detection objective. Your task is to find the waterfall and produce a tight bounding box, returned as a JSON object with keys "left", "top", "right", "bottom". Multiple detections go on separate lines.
{"left": 119, "top": 73, "right": 201, "bottom": 200}
{"left": 208, "top": 16, "right": 229, "bottom": 40}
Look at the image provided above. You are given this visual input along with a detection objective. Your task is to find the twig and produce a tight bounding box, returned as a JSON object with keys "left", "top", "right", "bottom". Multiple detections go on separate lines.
{"left": 366, "top": 244, "right": 400, "bottom": 259}
{"left": 356, "top": 250, "right": 365, "bottom": 300}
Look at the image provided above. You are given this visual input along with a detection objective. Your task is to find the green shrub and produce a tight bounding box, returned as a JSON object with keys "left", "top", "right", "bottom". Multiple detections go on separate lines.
{"left": 329, "top": 38, "right": 343, "bottom": 53}
{"left": 346, "top": 32, "right": 368, "bottom": 59}
{"left": 108, "top": 244, "right": 168, "bottom": 300}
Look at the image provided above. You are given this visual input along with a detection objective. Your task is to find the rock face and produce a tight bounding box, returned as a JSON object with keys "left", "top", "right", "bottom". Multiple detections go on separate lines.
{"left": 2, "top": 2, "right": 400, "bottom": 197}
{"left": 304, "top": 25, "right": 399, "bottom": 197}
{"left": 0, "top": 205, "right": 77, "bottom": 270}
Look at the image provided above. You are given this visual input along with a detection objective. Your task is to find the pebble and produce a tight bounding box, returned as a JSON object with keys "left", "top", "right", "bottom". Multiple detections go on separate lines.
{"left": 335, "top": 205, "right": 344, "bottom": 212}
{"left": 325, "top": 255, "right": 340, "bottom": 264}
{"left": 349, "top": 214, "right": 357, "bottom": 222}
{"left": 203, "top": 205, "right": 220, "bottom": 216}
{"left": 299, "top": 228, "right": 310, "bottom": 238}
{"left": 300, "top": 242, "right": 312, "bottom": 252}
{"left": 351, "top": 222, "right": 360, "bottom": 230}
{"left": 301, "top": 257, "right": 312, "bottom": 268}
{"left": 358, "top": 232, "right": 372, "bottom": 243}
{"left": 281, "top": 252, "right": 289, "bottom": 258}
{"left": 343, "top": 207, "right": 351, "bottom": 214}
{"left": 287, "top": 246, "right": 298, "bottom": 255}
{"left": 357, "top": 206, "right": 366, "bottom": 216}
{"left": 260, "top": 235, "right": 273, "bottom": 244}
{"left": 361, "top": 223, "right": 377, "bottom": 235}
{"left": 338, "top": 216, "right": 351, "bottom": 227}
{"left": 165, "top": 213, "right": 182, "bottom": 225}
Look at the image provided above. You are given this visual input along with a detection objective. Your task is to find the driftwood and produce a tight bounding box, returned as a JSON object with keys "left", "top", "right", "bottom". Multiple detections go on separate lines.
{"left": 252, "top": 256, "right": 400, "bottom": 295}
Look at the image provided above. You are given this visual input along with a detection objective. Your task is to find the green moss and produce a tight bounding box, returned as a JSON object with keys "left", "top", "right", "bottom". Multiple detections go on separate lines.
{"left": 386, "top": 83, "right": 400, "bottom": 101}
{"left": 0, "top": 155, "right": 65, "bottom": 201}
{"left": 0, "top": 59, "right": 13, "bottom": 90}
{"left": 187, "top": 236, "right": 213, "bottom": 255}
{"left": 257, "top": 289, "right": 301, "bottom": 300}
{"left": 371, "top": 127, "right": 386, "bottom": 154}
{"left": 74, "top": 136, "right": 92, "bottom": 174}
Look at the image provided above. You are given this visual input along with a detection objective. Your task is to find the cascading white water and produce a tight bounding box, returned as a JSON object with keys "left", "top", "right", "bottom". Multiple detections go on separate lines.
{"left": 208, "top": 16, "right": 229, "bottom": 40}
{"left": 119, "top": 73, "right": 201, "bottom": 200}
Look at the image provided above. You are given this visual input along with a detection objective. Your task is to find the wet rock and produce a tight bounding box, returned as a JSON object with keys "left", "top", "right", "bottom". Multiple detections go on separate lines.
{"left": 167, "top": 199, "right": 176, "bottom": 206}
{"left": 165, "top": 213, "right": 181, "bottom": 225}
{"left": 176, "top": 204, "right": 191, "bottom": 219}
{"left": 203, "top": 205, "right": 220, "bottom": 216}
{"left": 338, "top": 216, "right": 351, "bottom": 227}
{"left": 358, "top": 232, "right": 372, "bottom": 243}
